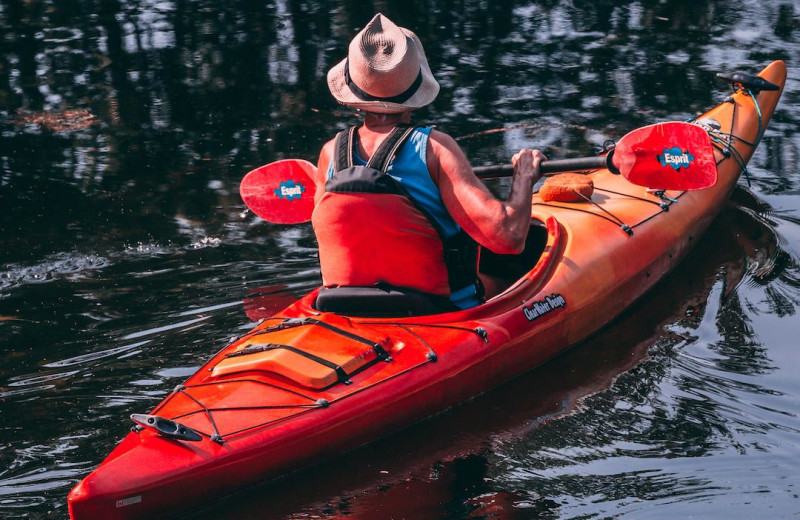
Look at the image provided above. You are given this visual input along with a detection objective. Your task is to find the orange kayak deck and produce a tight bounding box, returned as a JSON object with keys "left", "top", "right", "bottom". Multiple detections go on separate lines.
{"left": 68, "top": 60, "right": 787, "bottom": 520}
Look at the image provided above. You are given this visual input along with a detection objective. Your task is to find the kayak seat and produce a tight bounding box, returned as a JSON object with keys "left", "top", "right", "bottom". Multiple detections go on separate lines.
{"left": 315, "top": 285, "right": 457, "bottom": 317}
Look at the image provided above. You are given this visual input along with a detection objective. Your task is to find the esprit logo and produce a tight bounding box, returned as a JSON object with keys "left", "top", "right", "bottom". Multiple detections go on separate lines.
{"left": 274, "top": 180, "right": 306, "bottom": 201}
{"left": 657, "top": 148, "right": 696, "bottom": 171}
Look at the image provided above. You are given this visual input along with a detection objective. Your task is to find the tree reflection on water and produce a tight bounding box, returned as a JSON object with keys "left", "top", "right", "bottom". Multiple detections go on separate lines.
{"left": 1, "top": 1, "right": 799, "bottom": 519}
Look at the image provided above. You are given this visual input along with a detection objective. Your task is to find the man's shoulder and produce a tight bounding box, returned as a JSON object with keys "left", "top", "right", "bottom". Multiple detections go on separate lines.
{"left": 427, "top": 127, "right": 457, "bottom": 143}
{"left": 427, "top": 128, "right": 462, "bottom": 157}
{"left": 320, "top": 136, "right": 337, "bottom": 156}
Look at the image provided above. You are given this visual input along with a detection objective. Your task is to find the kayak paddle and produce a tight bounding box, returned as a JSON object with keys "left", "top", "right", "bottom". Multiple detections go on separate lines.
{"left": 240, "top": 159, "right": 317, "bottom": 224}
{"left": 240, "top": 121, "right": 716, "bottom": 223}
{"left": 473, "top": 121, "right": 717, "bottom": 190}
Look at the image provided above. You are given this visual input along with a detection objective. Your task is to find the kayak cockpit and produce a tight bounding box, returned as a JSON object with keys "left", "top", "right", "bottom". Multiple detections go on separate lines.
{"left": 129, "top": 219, "right": 557, "bottom": 445}
{"left": 479, "top": 219, "right": 550, "bottom": 300}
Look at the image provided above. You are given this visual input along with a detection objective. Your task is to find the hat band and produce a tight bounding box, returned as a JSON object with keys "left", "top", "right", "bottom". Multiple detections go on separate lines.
{"left": 344, "top": 59, "right": 424, "bottom": 104}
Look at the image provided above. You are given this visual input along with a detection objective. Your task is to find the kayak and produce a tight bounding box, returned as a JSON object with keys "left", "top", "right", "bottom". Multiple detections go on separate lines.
{"left": 67, "top": 60, "right": 786, "bottom": 520}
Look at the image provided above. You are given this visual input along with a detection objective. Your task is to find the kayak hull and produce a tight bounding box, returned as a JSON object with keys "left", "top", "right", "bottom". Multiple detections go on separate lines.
{"left": 68, "top": 60, "right": 787, "bottom": 520}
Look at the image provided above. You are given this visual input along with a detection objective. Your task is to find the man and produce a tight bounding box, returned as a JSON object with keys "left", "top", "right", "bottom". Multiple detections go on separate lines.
{"left": 312, "top": 13, "right": 544, "bottom": 313}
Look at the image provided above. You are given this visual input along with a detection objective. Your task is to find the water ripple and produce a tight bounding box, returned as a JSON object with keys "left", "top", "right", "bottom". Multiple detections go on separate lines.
{"left": 0, "top": 252, "right": 110, "bottom": 292}
{"left": 42, "top": 340, "right": 150, "bottom": 368}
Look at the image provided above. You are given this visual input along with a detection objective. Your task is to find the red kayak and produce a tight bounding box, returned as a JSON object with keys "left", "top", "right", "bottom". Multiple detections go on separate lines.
{"left": 68, "top": 60, "right": 786, "bottom": 520}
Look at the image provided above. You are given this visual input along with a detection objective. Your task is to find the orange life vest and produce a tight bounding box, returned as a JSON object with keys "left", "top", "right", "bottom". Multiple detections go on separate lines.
{"left": 312, "top": 125, "right": 479, "bottom": 299}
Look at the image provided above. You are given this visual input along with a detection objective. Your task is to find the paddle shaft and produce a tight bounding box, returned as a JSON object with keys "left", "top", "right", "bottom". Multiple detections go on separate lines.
{"left": 472, "top": 154, "right": 612, "bottom": 178}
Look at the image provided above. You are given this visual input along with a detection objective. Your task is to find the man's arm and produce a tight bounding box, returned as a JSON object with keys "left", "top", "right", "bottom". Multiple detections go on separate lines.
{"left": 427, "top": 129, "right": 543, "bottom": 254}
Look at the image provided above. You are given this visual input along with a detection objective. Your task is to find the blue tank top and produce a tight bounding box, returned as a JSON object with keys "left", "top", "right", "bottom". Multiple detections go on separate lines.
{"left": 326, "top": 126, "right": 481, "bottom": 310}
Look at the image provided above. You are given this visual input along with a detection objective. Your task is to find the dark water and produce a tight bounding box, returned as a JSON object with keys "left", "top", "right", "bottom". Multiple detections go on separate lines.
{"left": 2, "top": 1, "right": 800, "bottom": 519}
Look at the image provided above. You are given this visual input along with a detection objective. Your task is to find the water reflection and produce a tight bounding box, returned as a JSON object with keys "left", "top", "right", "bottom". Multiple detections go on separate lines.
{"left": 1, "top": 1, "right": 800, "bottom": 519}
{"left": 5, "top": 0, "right": 794, "bottom": 265}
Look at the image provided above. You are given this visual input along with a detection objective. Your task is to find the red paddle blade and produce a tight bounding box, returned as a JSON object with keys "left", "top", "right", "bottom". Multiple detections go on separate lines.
{"left": 240, "top": 159, "right": 317, "bottom": 224}
{"left": 614, "top": 121, "right": 717, "bottom": 190}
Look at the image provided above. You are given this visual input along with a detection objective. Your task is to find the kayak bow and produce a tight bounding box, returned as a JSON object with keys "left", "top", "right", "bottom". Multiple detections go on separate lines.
{"left": 68, "top": 60, "right": 786, "bottom": 520}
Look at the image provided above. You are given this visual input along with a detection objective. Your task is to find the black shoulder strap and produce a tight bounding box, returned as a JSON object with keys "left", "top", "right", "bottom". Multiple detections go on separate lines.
{"left": 333, "top": 126, "right": 357, "bottom": 172}
{"left": 366, "top": 124, "right": 416, "bottom": 172}
{"left": 333, "top": 124, "right": 416, "bottom": 173}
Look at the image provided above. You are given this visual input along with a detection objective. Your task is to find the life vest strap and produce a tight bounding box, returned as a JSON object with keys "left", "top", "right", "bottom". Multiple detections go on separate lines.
{"left": 334, "top": 126, "right": 357, "bottom": 172}
{"left": 333, "top": 124, "right": 414, "bottom": 174}
{"left": 366, "top": 125, "right": 416, "bottom": 171}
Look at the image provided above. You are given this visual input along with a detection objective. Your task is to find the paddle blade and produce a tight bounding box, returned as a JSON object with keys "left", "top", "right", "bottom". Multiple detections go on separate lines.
{"left": 240, "top": 159, "right": 317, "bottom": 224}
{"left": 614, "top": 121, "right": 717, "bottom": 190}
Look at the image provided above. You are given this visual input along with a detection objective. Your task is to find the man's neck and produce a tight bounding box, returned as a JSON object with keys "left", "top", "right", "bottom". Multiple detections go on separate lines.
{"left": 363, "top": 112, "right": 412, "bottom": 131}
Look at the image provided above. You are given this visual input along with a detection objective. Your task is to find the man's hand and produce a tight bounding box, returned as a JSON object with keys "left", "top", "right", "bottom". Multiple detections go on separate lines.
{"left": 512, "top": 149, "right": 546, "bottom": 184}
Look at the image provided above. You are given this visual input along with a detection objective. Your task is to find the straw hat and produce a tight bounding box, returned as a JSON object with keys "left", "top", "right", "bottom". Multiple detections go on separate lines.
{"left": 327, "top": 14, "right": 440, "bottom": 114}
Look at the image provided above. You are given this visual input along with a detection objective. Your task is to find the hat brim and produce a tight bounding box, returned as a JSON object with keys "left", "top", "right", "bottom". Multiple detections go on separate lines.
{"left": 327, "top": 31, "right": 440, "bottom": 114}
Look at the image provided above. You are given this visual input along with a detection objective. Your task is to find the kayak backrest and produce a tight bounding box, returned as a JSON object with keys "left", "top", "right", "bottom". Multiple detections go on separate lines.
{"left": 315, "top": 285, "right": 456, "bottom": 316}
